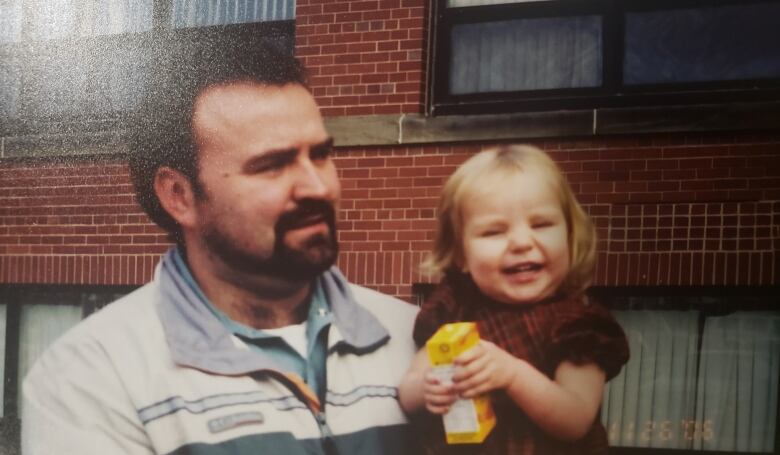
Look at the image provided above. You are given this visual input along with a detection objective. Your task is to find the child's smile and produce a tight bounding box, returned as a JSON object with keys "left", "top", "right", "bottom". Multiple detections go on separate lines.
{"left": 502, "top": 261, "right": 544, "bottom": 282}
{"left": 461, "top": 171, "right": 570, "bottom": 305}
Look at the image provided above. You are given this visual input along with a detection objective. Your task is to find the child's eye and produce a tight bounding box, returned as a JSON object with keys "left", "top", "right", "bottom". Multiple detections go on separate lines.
{"left": 479, "top": 229, "right": 503, "bottom": 237}
{"left": 532, "top": 221, "right": 554, "bottom": 229}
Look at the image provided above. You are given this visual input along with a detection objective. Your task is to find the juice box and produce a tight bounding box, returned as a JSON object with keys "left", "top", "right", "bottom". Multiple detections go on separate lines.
{"left": 426, "top": 322, "right": 496, "bottom": 444}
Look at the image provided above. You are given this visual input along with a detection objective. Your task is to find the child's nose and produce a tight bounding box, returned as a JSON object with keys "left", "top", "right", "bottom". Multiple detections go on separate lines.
{"left": 508, "top": 226, "right": 533, "bottom": 251}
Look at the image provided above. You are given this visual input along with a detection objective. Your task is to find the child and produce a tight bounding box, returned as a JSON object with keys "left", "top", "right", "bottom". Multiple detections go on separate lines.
{"left": 399, "top": 145, "right": 629, "bottom": 454}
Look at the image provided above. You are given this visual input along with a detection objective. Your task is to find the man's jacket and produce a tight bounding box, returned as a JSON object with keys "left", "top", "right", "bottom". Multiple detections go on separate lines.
{"left": 22, "top": 252, "right": 419, "bottom": 455}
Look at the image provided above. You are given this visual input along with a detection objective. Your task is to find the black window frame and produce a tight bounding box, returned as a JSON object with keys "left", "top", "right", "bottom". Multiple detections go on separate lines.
{"left": 0, "top": 0, "right": 295, "bottom": 137}
{"left": 429, "top": 0, "right": 780, "bottom": 116}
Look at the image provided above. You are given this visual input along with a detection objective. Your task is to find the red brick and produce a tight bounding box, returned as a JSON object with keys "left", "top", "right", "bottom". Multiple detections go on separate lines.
{"left": 351, "top": 1, "right": 379, "bottom": 12}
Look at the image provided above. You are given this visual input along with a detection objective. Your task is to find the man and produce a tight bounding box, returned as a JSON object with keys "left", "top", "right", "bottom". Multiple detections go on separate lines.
{"left": 22, "top": 40, "right": 419, "bottom": 454}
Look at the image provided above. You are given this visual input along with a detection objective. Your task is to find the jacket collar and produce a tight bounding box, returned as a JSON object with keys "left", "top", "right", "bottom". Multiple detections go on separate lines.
{"left": 155, "top": 249, "right": 389, "bottom": 375}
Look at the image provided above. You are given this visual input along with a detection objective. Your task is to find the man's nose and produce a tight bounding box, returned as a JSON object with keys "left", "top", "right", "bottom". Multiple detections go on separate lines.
{"left": 292, "top": 159, "right": 335, "bottom": 200}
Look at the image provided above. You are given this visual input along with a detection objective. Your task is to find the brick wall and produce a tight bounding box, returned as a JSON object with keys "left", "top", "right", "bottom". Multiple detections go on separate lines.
{"left": 336, "top": 134, "right": 780, "bottom": 300}
{"left": 295, "top": 0, "right": 427, "bottom": 116}
{"left": 0, "top": 161, "right": 167, "bottom": 285}
{"left": 2, "top": 133, "right": 778, "bottom": 301}
{"left": 1, "top": 0, "right": 779, "bottom": 301}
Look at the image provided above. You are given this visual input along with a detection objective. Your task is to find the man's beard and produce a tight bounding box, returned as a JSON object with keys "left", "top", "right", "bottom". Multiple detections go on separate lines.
{"left": 202, "top": 199, "right": 338, "bottom": 282}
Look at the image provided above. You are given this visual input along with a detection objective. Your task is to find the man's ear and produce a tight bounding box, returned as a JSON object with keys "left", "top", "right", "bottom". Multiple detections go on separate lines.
{"left": 154, "top": 167, "right": 199, "bottom": 230}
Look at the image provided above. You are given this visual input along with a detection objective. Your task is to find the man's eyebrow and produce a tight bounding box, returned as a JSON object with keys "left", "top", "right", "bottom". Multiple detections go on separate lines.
{"left": 242, "top": 137, "right": 335, "bottom": 172}
{"left": 312, "top": 137, "right": 334, "bottom": 151}
{"left": 243, "top": 148, "right": 298, "bottom": 172}
{"left": 263, "top": 137, "right": 333, "bottom": 157}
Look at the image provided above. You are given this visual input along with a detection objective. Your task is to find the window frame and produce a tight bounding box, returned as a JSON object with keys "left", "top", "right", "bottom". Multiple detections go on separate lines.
{"left": 429, "top": 0, "right": 780, "bottom": 116}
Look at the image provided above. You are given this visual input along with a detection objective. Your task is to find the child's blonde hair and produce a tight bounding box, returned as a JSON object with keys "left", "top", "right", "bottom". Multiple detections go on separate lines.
{"left": 425, "top": 144, "right": 597, "bottom": 297}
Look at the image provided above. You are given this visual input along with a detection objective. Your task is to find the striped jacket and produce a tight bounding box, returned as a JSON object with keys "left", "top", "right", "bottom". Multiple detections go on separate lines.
{"left": 22, "top": 252, "right": 419, "bottom": 455}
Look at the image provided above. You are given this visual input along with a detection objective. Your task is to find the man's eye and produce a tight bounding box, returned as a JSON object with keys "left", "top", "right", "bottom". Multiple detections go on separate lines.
{"left": 251, "top": 158, "right": 289, "bottom": 174}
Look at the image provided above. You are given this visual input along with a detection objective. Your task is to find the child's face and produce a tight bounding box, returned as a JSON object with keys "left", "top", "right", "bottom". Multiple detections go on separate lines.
{"left": 460, "top": 171, "right": 570, "bottom": 305}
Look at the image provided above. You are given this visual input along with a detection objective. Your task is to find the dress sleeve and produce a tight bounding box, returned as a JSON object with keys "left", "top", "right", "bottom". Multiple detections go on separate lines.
{"left": 412, "top": 279, "right": 463, "bottom": 348}
{"left": 546, "top": 297, "right": 629, "bottom": 381}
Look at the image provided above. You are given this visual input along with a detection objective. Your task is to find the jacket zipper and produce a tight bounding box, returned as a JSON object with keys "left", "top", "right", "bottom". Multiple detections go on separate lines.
{"left": 266, "top": 371, "right": 338, "bottom": 455}
{"left": 314, "top": 410, "right": 338, "bottom": 455}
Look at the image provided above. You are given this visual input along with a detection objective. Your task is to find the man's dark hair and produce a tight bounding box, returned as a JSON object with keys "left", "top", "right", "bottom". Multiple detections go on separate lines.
{"left": 128, "top": 29, "right": 307, "bottom": 244}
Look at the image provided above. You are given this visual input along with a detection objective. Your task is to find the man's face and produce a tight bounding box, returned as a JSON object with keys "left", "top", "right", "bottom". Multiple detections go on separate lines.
{"left": 190, "top": 82, "right": 340, "bottom": 282}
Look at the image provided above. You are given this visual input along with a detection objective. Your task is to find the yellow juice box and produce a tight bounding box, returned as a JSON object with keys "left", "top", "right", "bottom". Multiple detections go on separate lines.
{"left": 426, "top": 322, "right": 496, "bottom": 444}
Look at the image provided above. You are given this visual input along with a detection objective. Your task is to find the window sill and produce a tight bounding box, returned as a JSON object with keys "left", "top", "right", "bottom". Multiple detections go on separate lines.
{"left": 327, "top": 100, "right": 780, "bottom": 147}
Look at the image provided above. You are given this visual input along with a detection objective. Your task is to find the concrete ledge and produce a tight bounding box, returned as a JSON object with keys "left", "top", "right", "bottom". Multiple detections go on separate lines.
{"left": 324, "top": 115, "right": 400, "bottom": 146}
{"left": 3, "top": 102, "right": 780, "bottom": 159}
{"left": 401, "top": 110, "right": 593, "bottom": 144}
{"left": 2, "top": 130, "right": 129, "bottom": 159}
{"left": 327, "top": 101, "right": 780, "bottom": 147}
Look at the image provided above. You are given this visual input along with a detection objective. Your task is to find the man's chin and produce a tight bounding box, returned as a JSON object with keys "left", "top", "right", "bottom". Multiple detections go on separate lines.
{"left": 272, "top": 236, "right": 338, "bottom": 279}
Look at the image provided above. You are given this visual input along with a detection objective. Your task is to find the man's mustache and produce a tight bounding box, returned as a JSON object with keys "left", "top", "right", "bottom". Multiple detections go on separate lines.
{"left": 276, "top": 199, "right": 336, "bottom": 233}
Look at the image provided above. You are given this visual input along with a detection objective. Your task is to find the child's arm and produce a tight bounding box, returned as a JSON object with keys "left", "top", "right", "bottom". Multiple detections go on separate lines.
{"left": 453, "top": 340, "right": 606, "bottom": 441}
{"left": 399, "top": 349, "right": 459, "bottom": 415}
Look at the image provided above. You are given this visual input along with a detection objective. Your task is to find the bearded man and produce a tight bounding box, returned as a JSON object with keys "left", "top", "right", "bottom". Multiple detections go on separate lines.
{"left": 22, "top": 42, "right": 418, "bottom": 455}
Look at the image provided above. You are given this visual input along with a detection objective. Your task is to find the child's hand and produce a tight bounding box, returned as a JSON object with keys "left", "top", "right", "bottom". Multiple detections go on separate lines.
{"left": 452, "top": 340, "right": 519, "bottom": 398}
{"left": 422, "top": 370, "right": 458, "bottom": 414}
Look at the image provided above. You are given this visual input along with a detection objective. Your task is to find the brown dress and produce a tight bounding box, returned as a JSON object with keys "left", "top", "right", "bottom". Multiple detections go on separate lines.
{"left": 412, "top": 272, "right": 630, "bottom": 455}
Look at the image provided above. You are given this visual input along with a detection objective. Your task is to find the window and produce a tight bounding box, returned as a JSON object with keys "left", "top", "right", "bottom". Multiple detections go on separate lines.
{"left": 593, "top": 288, "right": 779, "bottom": 454}
{"left": 0, "top": 0, "right": 294, "bottom": 134}
{"left": 0, "top": 285, "right": 135, "bottom": 453}
{"left": 430, "top": 0, "right": 780, "bottom": 115}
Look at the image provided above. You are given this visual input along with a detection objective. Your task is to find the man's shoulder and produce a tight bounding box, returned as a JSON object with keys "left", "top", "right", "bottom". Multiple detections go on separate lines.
{"left": 348, "top": 283, "right": 419, "bottom": 325}
{"left": 25, "top": 282, "right": 163, "bottom": 382}
{"left": 73, "top": 282, "right": 160, "bottom": 338}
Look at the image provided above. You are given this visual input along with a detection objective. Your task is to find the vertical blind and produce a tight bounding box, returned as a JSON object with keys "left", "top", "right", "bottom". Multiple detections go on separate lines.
{"left": 449, "top": 16, "right": 602, "bottom": 94}
{"left": 16, "top": 304, "right": 83, "bottom": 412}
{"left": 172, "top": 0, "right": 294, "bottom": 27}
{"left": 603, "top": 309, "right": 779, "bottom": 451}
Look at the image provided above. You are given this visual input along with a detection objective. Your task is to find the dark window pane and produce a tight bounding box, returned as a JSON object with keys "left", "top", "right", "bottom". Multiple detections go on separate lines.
{"left": 450, "top": 16, "right": 602, "bottom": 95}
{"left": 171, "top": 0, "right": 294, "bottom": 28}
{"left": 624, "top": 2, "right": 780, "bottom": 85}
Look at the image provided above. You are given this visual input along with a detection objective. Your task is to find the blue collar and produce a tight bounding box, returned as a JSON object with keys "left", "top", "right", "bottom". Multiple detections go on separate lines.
{"left": 170, "top": 248, "right": 331, "bottom": 344}
{"left": 155, "top": 249, "right": 390, "bottom": 375}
